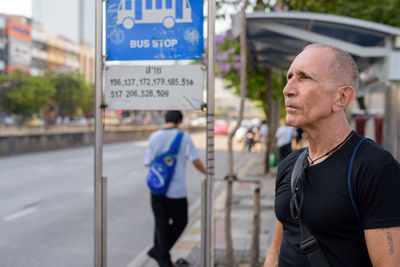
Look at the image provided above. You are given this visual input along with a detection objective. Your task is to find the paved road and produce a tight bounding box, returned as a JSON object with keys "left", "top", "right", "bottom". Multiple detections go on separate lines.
{"left": 0, "top": 132, "right": 251, "bottom": 267}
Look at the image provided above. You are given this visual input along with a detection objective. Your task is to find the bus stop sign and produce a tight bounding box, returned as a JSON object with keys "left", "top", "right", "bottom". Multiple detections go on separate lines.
{"left": 106, "top": 0, "right": 204, "bottom": 61}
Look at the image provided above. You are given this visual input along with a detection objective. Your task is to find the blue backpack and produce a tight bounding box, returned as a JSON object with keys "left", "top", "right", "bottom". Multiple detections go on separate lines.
{"left": 146, "top": 131, "right": 184, "bottom": 196}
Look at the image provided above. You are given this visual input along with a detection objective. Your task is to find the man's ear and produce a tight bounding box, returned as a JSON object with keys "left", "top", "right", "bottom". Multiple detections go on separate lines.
{"left": 333, "top": 86, "right": 356, "bottom": 112}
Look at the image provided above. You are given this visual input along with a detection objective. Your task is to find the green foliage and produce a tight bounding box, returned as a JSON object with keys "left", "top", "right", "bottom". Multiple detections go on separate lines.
{"left": 2, "top": 71, "right": 55, "bottom": 117}
{"left": 275, "top": 0, "right": 400, "bottom": 27}
{"left": 215, "top": 31, "right": 285, "bottom": 115}
{"left": 0, "top": 71, "right": 94, "bottom": 120}
{"left": 0, "top": 74, "right": 16, "bottom": 112}
{"left": 49, "top": 72, "right": 93, "bottom": 118}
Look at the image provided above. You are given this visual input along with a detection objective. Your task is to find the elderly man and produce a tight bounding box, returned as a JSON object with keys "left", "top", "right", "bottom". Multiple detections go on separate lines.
{"left": 264, "top": 44, "right": 400, "bottom": 267}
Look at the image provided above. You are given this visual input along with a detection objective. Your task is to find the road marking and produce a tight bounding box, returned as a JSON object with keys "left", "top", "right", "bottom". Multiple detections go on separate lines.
{"left": 3, "top": 207, "right": 36, "bottom": 222}
{"left": 125, "top": 244, "right": 153, "bottom": 267}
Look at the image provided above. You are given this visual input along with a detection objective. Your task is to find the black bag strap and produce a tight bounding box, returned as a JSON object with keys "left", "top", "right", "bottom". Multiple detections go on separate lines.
{"left": 291, "top": 149, "right": 331, "bottom": 267}
{"left": 290, "top": 149, "right": 307, "bottom": 194}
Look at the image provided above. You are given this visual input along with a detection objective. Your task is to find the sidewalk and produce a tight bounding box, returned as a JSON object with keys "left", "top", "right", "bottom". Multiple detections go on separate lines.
{"left": 131, "top": 151, "right": 277, "bottom": 267}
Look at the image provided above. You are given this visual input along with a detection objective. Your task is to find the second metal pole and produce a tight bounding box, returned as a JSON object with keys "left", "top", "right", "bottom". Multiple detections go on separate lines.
{"left": 94, "top": 0, "right": 105, "bottom": 266}
{"left": 204, "top": 0, "right": 216, "bottom": 265}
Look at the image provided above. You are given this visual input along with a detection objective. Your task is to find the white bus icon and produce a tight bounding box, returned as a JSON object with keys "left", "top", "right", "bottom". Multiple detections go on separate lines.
{"left": 116, "top": 0, "right": 193, "bottom": 29}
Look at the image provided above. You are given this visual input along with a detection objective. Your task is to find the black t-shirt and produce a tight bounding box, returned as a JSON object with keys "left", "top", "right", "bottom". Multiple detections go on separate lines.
{"left": 275, "top": 132, "right": 400, "bottom": 267}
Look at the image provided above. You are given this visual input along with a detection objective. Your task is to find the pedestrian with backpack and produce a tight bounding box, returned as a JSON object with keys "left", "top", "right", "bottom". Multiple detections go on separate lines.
{"left": 246, "top": 128, "right": 255, "bottom": 152}
{"left": 144, "top": 111, "right": 206, "bottom": 267}
{"left": 263, "top": 44, "right": 400, "bottom": 267}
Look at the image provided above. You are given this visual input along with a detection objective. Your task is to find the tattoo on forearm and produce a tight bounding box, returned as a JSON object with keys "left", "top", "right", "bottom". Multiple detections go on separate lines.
{"left": 386, "top": 231, "right": 395, "bottom": 255}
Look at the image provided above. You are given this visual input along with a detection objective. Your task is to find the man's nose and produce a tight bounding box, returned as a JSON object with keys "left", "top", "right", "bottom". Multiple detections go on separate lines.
{"left": 283, "top": 80, "right": 296, "bottom": 96}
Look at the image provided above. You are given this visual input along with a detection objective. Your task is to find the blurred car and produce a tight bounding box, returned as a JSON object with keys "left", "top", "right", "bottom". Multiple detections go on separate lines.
{"left": 234, "top": 119, "right": 259, "bottom": 142}
{"left": 69, "top": 117, "right": 89, "bottom": 126}
{"left": 235, "top": 126, "right": 248, "bottom": 142}
{"left": 214, "top": 119, "right": 229, "bottom": 135}
{"left": 24, "top": 117, "right": 45, "bottom": 126}
{"left": 0, "top": 115, "right": 16, "bottom": 126}
{"left": 191, "top": 117, "right": 206, "bottom": 127}
{"left": 120, "top": 117, "right": 136, "bottom": 126}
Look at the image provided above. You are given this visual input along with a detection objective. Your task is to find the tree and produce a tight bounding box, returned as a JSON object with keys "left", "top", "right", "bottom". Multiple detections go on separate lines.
{"left": 3, "top": 71, "right": 55, "bottom": 118}
{"left": 215, "top": 29, "right": 285, "bottom": 174}
{"left": 50, "top": 72, "right": 93, "bottom": 118}
{"left": 275, "top": 0, "right": 400, "bottom": 27}
{"left": 224, "top": 2, "right": 250, "bottom": 266}
{"left": 0, "top": 74, "right": 15, "bottom": 113}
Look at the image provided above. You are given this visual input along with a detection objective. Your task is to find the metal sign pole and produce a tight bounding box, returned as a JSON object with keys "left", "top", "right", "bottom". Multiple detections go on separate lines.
{"left": 203, "top": 0, "right": 216, "bottom": 265}
{"left": 94, "top": 0, "right": 106, "bottom": 266}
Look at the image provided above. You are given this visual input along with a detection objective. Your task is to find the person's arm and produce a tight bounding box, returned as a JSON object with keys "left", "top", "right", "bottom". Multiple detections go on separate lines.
{"left": 192, "top": 159, "right": 207, "bottom": 175}
{"left": 365, "top": 227, "right": 400, "bottom": 266}
{"left": 264, "top": 220, "right": 283, "bottom": 267}
{"left": 356, "top": 157, "right": 400, "bottom": 267}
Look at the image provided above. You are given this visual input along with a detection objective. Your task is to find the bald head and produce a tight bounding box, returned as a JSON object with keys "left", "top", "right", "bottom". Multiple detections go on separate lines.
{"left": 303, "top": 44, "right": 359, "bottom": 91}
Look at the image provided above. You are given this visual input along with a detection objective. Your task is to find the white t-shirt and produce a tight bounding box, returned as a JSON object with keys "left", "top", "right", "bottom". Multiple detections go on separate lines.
{"left": 143, "top": 128, "right": 199, "bottom": 198}
{"left": 275, "top": 126, "right": 297, "bottom": 147}
{"left": 259, "top": 123, "right": 268, "bottom": 143}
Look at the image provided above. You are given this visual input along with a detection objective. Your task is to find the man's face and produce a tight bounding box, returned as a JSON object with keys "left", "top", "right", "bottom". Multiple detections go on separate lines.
{"left": 283, "top": 46, "right": 338, "bottom": 129}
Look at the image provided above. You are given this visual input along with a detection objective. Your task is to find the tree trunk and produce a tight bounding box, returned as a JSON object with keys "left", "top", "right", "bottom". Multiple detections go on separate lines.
{"left": 250, "top": 186, "right": 260, "bottom": 266}
{"left": 271, "top": 98, "right": 281, "bottom": 158}
{"left": 224, "top": 180, "right": 234, "bottom": 267}
{"left": 263, "top": 67, "right": 273, "bottom": 174}
{"left": 225, "top": 1, "right": 249, "bottom": 266}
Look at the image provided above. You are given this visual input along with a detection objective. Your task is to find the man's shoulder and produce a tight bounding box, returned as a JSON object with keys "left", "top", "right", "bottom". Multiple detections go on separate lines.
{"left": 148, "top": 129, "right": 175, "bottom": 143}
{"left": 148, "top": 129, "right": 164, "bottom": 139}
{"left": 150, "top": 129, "right": 190, "bottom": 144}
{"left": 150, "top": 128, "right": 185, "bottom": 137}
{"left": 355, "top": 137, "right": 400, "bottom": 170}
{"left": 281, "top": 148, "right": 306, "bottom": 165}
{"left": 276, "top": 148, "right": 306, "bottom": 183}
{"left": 359, "top": 138, "right": 395, "bottom": 160}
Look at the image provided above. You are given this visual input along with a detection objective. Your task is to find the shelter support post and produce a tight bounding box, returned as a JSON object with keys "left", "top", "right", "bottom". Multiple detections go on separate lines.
{"left": 384, "top": 37, "right": 400, "bottom": 161}
{"left": 384, "top": 83, "right": 400, "bottom": 160}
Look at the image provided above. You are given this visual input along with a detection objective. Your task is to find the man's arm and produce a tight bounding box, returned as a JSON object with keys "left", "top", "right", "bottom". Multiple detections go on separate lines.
{"left": 263, "top": 220, "right": 283, "bottom": 267}
{"left": 365, "top": 226, "right": 400, "bottom": 266}
{"left": 192, "top": 159, "right": 207, "bottom": 175}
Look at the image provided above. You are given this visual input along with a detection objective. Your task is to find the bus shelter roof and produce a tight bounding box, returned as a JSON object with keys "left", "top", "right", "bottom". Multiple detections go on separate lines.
{"left": 232, "top": 11, "right": 400, "bottom": 73}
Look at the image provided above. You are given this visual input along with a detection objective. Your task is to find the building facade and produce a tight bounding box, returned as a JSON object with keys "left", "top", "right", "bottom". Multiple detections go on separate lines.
{"left": 0, "top": 15, "right": 6, "bottom": 74}
{"left": 2, "top": 15, "right": 32, "bottom": 75}
{"left": 0, "top": 14, "right": 94, "bottom": 84}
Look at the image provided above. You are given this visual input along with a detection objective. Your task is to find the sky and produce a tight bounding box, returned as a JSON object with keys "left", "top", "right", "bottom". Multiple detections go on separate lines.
{"left": 1, "top": 0, "right": 90, "bottom": 44}
{"left": 32, "top": 0, "right": 81, "bottom": 42}
{"left": 0, "top": 0, "right": 32, "bottom": 17}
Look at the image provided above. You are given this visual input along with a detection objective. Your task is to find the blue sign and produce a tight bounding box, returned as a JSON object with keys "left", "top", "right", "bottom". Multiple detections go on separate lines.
{"left": 106, "top": 0, "right": 204, "bottom": 61}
